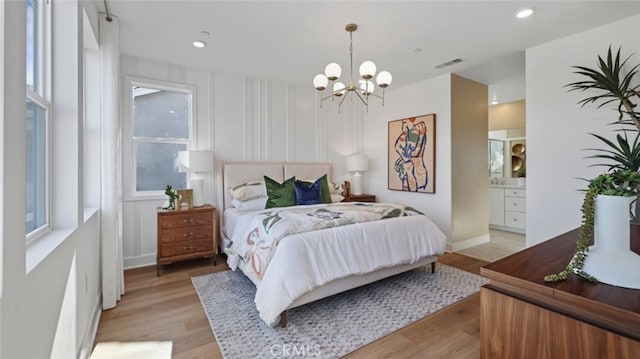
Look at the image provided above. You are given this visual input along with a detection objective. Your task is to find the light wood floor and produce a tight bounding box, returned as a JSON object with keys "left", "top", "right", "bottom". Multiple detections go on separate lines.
{"left": 95, "top": 253, "right": 488, "bottom": 359}
{"left": 457, "top": 229, "right": 525, "bottom": 262}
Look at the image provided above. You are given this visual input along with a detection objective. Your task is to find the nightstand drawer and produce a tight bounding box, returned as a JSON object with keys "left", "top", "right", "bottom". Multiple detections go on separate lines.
{"left": 160, "top": 212, "right": 212, "bottom": 229}
{"left": 161, "top": 226, "right": 212, "bottom": 243}
{"left": 160, "top": 239, "right": 213, "bottom": 257}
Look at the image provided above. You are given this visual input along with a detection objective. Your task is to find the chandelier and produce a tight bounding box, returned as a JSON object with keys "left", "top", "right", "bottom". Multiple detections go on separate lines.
{"left": 312, "top": 23, "right": 392, "bottom": 112}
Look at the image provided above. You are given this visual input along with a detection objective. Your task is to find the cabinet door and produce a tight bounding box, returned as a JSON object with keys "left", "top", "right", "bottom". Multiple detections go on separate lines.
{"left": 489, "top": 188, "right": 505, "bottom": 226}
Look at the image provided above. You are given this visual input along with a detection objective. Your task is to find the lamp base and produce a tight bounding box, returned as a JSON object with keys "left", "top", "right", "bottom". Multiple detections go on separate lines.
{"left": 189, "top": 176, "right": 205, "bottom": 207}
{"left": 351, "top": 172, "right": 363, "bottom": 196}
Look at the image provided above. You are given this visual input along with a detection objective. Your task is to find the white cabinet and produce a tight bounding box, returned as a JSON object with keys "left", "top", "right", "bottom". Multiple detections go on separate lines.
{"left": 489, "top": 188, "right": 505, "bottom": 226}
{"left": 489, "top": 186, "right": 525, "bottom": 234}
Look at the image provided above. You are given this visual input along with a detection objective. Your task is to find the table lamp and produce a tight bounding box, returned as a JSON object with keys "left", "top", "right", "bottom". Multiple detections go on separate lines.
{"left": 178, "top": 150, "right": 213, "bottom": 206}
{"left": 346, "top": 154, "right": 368, "bottom": 196}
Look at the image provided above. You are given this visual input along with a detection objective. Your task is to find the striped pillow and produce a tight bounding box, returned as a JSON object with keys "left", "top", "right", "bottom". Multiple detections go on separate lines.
{"left": 229, "top": 181, "right": 266, "bottom": 201}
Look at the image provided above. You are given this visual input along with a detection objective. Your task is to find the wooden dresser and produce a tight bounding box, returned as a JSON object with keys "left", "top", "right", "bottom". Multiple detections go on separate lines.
{"left": 156, "top": 204, "right": 217, "bottom": 275}
{"left": 480, "top": 226, "right": 640, "bottom": 358}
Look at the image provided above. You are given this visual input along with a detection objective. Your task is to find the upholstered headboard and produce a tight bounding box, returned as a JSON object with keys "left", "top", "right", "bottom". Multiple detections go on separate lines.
{"left": 217, "top": 161, "right": 333, "bottom": 212}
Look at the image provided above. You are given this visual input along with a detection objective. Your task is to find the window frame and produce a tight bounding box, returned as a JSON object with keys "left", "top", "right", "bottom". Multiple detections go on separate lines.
{"left": 124, "top": 77, "right": 196, "bottom": 201}
{"left": 25, "top": 0, "right": 51, "bottom": 243}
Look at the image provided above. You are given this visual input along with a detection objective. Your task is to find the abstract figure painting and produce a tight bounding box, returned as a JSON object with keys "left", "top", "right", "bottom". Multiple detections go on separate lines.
{"left": 388, "top": 114, "right": 436, "bottom": 193}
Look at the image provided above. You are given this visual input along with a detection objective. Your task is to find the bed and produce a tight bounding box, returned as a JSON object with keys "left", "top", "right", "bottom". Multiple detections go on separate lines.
{"left": 216, "top": 161, "right": 446, "bottom": 327}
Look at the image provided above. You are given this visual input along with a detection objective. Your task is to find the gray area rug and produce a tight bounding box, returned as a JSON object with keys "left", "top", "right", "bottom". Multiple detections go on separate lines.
{"left": 191, "top": 263, "right": 488, "bottom": 359}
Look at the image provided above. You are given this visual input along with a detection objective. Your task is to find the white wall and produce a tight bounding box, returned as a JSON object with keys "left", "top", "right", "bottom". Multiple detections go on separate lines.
{"left": 526, "top": 14, "right": 640, "bottom": 246}
{"left": 362, "top": 74, "right": 454, "bottom": 239}
{"left": 121, "top": 56, "right": 336, "bottom": 268}
{"left": 1, "top": 1, "right": 102, "bottom": 358}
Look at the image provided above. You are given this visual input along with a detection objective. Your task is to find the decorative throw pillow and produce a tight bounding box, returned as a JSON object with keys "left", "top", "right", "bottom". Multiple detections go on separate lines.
{"left": 264, "top": 176, "right": 296, "bottom": 208}
{"left": 230, "top": 197, "right": 267, "bottom": 211}
{"left": 294, "top": 179, "right": 323, "bottom": 205}
{"left": 330, "top": 194, "right": 345, "bottom": 203}
{"left": 329, "top": 181, "right": 343, "bottom": 195}
{"left": 229, "top": 181, "right": 266, "bottom": 201}
{"left": 299, "top": 174, "right": 332, "bottom": 203}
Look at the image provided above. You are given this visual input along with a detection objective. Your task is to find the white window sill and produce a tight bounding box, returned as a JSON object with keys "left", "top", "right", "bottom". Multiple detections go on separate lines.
{"left": 26, "top": 228, "right": 74, "bottom": 274}
{"left": 26, "top": 208, "right": 100, "bottom": 273}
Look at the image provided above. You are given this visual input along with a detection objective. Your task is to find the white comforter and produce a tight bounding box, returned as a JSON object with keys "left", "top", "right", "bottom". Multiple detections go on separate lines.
{"left": 224, "top": 203, "right": 446, "bottom": 326}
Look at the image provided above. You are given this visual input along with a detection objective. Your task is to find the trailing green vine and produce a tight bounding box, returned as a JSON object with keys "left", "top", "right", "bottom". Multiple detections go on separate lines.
{"left": 544, "top": 170, "right": 640, "bottom": 283}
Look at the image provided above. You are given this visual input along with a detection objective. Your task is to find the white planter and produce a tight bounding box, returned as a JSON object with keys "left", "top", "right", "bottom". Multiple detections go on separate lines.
{"left": 582, "top": 195, "right": 640, "bottom": 289}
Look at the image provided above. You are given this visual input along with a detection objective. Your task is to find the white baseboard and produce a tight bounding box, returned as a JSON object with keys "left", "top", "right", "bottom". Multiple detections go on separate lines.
{"left": 448, "top": 234, "right": 491, "bottom": 252}
{"left": 123, "top": 254, "right": 156, "bottom": 269}
{"left": 77, "top": 296, "right": 102, "bottom": 359}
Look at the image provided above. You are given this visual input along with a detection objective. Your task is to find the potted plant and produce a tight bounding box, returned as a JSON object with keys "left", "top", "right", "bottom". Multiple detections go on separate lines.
{"left": 544, "top": 47, "right": 640, "bottom": 288}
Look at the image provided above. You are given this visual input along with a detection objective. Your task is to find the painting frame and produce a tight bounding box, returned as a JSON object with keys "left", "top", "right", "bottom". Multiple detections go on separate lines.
{"left": 176, "top": 189, "right": 193, "bottom": 210}
{"left": 388, "top": 114, "right": 436, "bottom": 194}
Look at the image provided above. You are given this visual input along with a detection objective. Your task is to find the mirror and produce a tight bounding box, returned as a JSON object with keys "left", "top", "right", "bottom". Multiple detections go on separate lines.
{"left": 488, "top": 128, "right": 526, "bottom": 178}
{"left": 488, "top": 139, "right": 504, "bottom": 177}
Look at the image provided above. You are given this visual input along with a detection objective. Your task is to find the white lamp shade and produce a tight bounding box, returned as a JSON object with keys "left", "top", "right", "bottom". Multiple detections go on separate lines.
{"left": 313, "top": 74, "right": 328, "bottom": 90}
{"left": 346, "top": 154, "right": 369, "bottom": 172}
{"left": 177, "top": 150, "right": 213, "bottom": 173}
{"left": 376, "top": 71, "right": 392, "bottom": 87}
{"left": 333, "top": 82, "right": 346, "bottom": 96}
{"left": 359, "top": 61, "right": 376, "bottom": 79}
{"left": 359, "top": 80, "right": 375, "bottom": 95}
{"left": 324, "top": 62, "right": 342, "bottom": 80}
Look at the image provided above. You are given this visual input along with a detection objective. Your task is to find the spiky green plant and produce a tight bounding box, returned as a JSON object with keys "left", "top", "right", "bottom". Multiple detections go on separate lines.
{"left": 586, "top": 130, "right": 640, "bottom": 172}
{"left": 566, "top": 46, "right": 640, "bottom": 130}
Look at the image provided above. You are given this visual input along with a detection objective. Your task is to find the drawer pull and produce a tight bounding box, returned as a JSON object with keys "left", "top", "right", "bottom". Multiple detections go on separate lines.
{"left": 183, "top": 232, "right": 193, "bottom": 237}
{"left": 183, "top": 245, "right": 194, "bottom": 250}
{"left": 183, "top": 218, "right": 194, "bottom": 224}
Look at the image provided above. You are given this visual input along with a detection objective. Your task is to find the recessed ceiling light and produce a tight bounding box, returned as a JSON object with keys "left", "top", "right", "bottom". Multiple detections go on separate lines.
{"left": 193, "top": 40, "right": 206, "bottom": 48}
{"left": 491, "top": 100, "right": 499, "bottom": 105}
{"left": 516, "top": 8, "right": 534, "bottom": 18}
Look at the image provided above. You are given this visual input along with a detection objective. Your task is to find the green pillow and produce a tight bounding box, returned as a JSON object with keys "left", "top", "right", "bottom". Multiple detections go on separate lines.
{"left": 264, "top": 176, "right": 296, "bottom": 208}
{"left": 299, "top": 174, "right": 332, "bottom": 204}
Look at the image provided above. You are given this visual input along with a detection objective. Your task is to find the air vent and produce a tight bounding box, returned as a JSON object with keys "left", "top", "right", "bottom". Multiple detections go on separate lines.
{"left": 435, "top": 58, "right": 463, "bottom": 69}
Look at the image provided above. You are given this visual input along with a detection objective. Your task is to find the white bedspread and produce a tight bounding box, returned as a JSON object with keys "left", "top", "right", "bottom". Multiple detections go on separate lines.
{"left": 223, "top": 204, "right": 446, "bottom": 326}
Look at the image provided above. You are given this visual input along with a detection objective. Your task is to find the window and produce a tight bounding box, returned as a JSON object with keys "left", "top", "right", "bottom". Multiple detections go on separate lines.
{"left": 130, "top": 83, "right": 193, "bottom": 195}
{"left": 25, "top": 0, "right": 50, "bottom": 239}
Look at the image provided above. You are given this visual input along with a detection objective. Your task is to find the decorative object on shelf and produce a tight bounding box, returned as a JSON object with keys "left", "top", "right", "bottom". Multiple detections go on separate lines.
{"left": 163, "top": 185, "right": 179, "bottom": 210}
{"left": 176, "top": 188, "right": 193, "bottom": 210}
{"left": 544, "top": 46, "right": 640, "bottom": 288}
{"left": 342, "top": 180, "right": 351, "bottom": 199}
{"left": 512, "top": 143, "right": 526, "bottom": 155}
{"left": 312, "top": 23, "right": 392, "bottom": 112}
{"left": 346, "top": 154, "right": 368, "bottom": 196}
{"left": 178, "top": 150, "right": 213, "bottom": 207}
{"left": 388, "top": 114, "right": 436, "bottom": 193}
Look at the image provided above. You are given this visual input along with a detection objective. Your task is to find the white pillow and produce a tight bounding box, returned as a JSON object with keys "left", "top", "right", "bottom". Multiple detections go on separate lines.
{"left": 329, "top": 181, "right": 343, "bottom": 195}
{"left": 230, "top": 197, "right": 267, "bottom": 211}
{"left": 229, "top": 181, "right": 266, "bottom": 201}
{"left": 331, "top": 194, "right": 345, "bottom": 203}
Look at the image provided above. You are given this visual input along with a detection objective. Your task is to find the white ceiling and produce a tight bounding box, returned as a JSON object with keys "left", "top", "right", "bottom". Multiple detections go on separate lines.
{"left": 106, "top": 1, "right": 640, "bottom": 104}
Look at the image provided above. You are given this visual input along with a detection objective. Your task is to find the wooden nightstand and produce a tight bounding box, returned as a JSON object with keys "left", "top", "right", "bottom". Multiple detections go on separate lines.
{"left": 156, "top": 204, "right": 217, "bottom": 275}
{"left": 344, "top": 194, "right": 376, "bottom": 202}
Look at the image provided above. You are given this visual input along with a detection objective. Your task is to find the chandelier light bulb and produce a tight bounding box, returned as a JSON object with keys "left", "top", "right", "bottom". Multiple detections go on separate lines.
{"left": 313, "top": 74, "right": 328, "bottom": 91}
{"left": 333, "top": 82, "right": 346, "bottom": 96}
{"left": 359, "top": 61, "right": 377, "bottom": 80}
{"left": 325, "top": 63, "right": 342, "bottom": 81}
{"left": 376, "top": 71, "right": 392, "bottom": 88}
{"left": 359, "top": 80, "right": 375, "bottom": 95}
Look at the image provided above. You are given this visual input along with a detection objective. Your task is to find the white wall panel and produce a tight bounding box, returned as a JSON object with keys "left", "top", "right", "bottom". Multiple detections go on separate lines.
{"left": 121, "top": 55, "right": 317, "bottom": 268}
{"left": 526, "top": 15, "right": 640, "bottom": 246}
